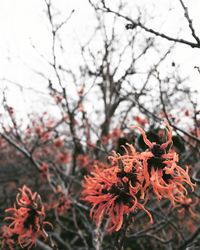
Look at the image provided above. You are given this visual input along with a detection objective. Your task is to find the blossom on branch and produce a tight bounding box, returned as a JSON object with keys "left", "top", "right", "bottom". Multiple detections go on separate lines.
{"left": 4, "top": 185, "right": 52, "bottom": 250}
{"left": 82, "top": 163, "right": 152, "bottom": 232}
{"left": 131, "top": 121, "right": 195, "bottom": 205}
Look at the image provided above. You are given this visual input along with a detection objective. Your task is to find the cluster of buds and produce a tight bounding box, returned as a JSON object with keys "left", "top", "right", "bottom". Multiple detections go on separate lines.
{"left": 3, "top": 185, "right": 52, "bottom": 249}
{"left": 82, "top": 121, "right": 195, "bottom": 232}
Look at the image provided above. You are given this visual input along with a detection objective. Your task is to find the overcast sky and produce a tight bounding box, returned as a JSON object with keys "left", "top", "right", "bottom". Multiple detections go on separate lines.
{"left": 0, "top": 0, "right": 199, "bottom": 117}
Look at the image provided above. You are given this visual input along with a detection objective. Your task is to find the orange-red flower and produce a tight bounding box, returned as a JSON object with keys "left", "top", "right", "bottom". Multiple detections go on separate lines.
{"left": 82, "top": 162, "right": 152, "bottom": 232}
{"left": 39, "top": 162, "right": 51, "bottom": 181}
{"left": 58, "top": 151, "right": 71, "bottom": 164}
{"left": 54, "top": 137, "right": 64, "bottom": 148}
{"left": 56, "top": 195, "right": 71, "bottom": 215}
{"left": 77, "top": 154, "right": 91, "bottom": 168}
{"left": 131, "top": 121, "right": 195, "bottom": 205}
{"left": 4, "top": 185, "right": 52, "bottom": 250}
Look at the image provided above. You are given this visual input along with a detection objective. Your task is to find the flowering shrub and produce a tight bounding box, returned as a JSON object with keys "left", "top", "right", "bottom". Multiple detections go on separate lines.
{"left": 1, "top": 113, "right": 198, "bottom": 250}
{"left": 0, "top": 0, "right": 199, "bottom": 246}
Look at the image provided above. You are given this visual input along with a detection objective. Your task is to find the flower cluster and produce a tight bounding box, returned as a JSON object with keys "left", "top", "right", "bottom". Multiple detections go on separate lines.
{"left": 4, "top": 185, "right": 52, "bottom": 249}
{"left": 129, "top": 121, "right": 195, "bottom": 204}
{"left": 82, "top": 164, "right": 153, "bottom": 232}
{"left": 82, "top": 121, "right": 195, "bottom": 232}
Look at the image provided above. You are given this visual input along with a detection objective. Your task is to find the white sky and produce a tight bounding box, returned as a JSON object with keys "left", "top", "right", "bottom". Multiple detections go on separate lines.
{"left": 0, "top": 0, "right": 199, "bottom": 117}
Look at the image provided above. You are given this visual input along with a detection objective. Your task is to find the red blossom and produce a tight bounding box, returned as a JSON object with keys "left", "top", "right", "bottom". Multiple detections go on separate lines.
{"left": 130, "top": 121, "right": 195, "bottom": 204}
{"left": 39, "top": 162, "right": 51, "bottom": 181}
{"left": 36, "top": 126, "right": 43, "bottom": 136}
{"left": 51, "top": 193, "right": 71, "bottom": 215}
{"left": 134, "top": 116, "right": 148, "bottom": 126}
{"left": 56, "top": 196, "right": 71, "bottom": 215}
{"left": 77, "top": 154, "right": 91, "bottom": 168}
{"left": 41, "top": 132, "right": 51, "bottom": 143}
{"left": 82, "top": 163, "right": 152, "bottom": 232}
{"left": 4, "top": 185, "right": 52, "bottom": 250}
{"left": 54, "top": 137, "right": 64, "bottom": 147}
{"left": 58, "top": 151, "right": 71, "bottom": 164}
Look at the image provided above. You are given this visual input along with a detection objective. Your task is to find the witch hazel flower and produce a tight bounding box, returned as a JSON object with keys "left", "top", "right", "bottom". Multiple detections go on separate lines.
{"left": 131, "top": 120, "right": 195, "bottom": 205}
{"left": 82, "top": 161, "right": 153, "bottom": 233}
{"left": 4, "top": 185, "right": 53, "bottom": 250}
